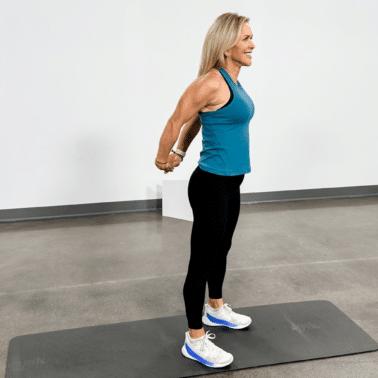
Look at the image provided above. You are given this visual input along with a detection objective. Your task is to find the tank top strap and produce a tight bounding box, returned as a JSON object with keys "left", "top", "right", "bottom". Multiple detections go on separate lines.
{"left": 218, "top": 68, "right": 241, "bottom": 88}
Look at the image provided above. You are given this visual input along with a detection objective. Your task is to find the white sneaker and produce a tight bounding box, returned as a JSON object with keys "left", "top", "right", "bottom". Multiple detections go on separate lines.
{"left": 181, "top": 330, "right": 234, "bottom": 368}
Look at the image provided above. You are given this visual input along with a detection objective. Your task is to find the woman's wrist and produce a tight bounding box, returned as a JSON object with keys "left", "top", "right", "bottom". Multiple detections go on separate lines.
{"left": 174, "top": 148, "right": 186, "bottom": 161}
{"left": 156, "top": 149, "right": 186, "bottom": 164}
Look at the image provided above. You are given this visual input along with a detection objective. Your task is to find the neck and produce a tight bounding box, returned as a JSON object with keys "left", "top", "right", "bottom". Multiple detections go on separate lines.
{"left": 222, "top": 63, "right": 241, "bottom": 85}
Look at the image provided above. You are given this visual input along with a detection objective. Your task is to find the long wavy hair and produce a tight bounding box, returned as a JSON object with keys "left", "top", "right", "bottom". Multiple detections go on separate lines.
{"left": 197, "top": 12, "right": 250, "bottom": 79}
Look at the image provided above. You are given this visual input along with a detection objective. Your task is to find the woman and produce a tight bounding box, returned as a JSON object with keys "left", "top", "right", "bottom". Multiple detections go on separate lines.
{"left": 155, "top": 12, "right": 255, "bottom": 368}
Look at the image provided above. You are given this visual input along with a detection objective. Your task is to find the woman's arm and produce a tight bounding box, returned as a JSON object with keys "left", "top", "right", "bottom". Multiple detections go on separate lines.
{"left": 156, "top": 75, "right": 218, "bottom": 163}
{"left": 176, "top": 114, "right": 202, "bottom": 153}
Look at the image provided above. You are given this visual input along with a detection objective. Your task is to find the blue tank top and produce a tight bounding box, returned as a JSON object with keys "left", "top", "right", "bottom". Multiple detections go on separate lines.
{"left": 197, "top": 68, "right": 255, "bottom": 176}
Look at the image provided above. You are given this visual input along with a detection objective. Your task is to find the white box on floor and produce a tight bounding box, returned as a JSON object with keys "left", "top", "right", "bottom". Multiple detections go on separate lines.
{"left": 162, "top": 180, "right": 193, "bottom": 222}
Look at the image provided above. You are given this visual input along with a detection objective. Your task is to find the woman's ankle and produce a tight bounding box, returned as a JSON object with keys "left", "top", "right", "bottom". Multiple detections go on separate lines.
{"left": 189, "top": 328, "right": 205, "bottom": 339}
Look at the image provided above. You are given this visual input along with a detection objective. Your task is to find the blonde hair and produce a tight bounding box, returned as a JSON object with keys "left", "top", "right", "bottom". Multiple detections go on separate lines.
{"left": 197, "top": 12, "right": 250, "bottom": 79}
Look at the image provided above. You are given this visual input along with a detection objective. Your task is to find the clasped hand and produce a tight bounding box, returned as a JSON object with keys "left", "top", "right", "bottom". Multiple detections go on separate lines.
{"left": 155, "top": 153, "right": 182, "bottom": 174}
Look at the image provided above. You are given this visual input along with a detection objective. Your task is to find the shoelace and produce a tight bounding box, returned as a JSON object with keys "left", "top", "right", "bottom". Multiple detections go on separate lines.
{"left": 200, "top": 331, "right": 217, "bottom": 352}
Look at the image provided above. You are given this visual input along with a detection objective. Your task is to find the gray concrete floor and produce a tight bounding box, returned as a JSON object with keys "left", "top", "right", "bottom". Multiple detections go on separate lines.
{"left": 0, "top": 196, "right": 377, "bottom": 378}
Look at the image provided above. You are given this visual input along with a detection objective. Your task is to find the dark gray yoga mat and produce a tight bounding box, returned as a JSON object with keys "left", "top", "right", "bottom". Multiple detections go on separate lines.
{"left": 6, "top": 300, "right": 378, "bottom": 378}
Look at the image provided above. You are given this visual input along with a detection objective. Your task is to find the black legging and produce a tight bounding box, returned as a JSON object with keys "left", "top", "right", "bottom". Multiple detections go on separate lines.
{"left": 183, "top": 165, "right": 245, "bottom": 329}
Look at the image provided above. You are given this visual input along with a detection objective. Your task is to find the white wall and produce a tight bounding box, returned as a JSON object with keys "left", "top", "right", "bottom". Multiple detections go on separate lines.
{"left": 0, "top": 0, "right": 377, "bottom": 210}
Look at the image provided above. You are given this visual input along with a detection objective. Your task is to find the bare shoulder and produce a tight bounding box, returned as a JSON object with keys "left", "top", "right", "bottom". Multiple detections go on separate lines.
{"left": 185, "top": 68, "right": 221, "bottom": 104}
{"left": 208, "top": 68, "right": 222, "bottom": 79}
{"left": 168, "top": 68, "right": 221, "bottom": 129}
{"left": 189, "top": 69, "right": 221, "bottom": 103}
{"left": 198, "top": 68, "right": 222, "bottom": 87}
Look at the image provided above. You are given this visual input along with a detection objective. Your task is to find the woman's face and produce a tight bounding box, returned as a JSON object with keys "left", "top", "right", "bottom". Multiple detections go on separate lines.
{"left": 225, "top": 22, "right": 255, "bottom": 66}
